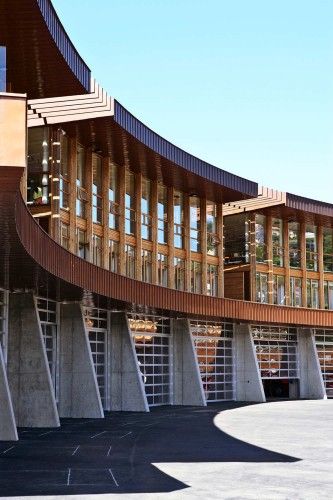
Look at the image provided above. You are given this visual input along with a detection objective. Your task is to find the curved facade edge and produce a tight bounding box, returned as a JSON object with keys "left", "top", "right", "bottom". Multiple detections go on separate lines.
{"left": 113, "top": 100, "right": 258, "bottom": 198}
{"left": 12, "top": 184, "right": 333, "bottom": 328}
{"left": 36, "top": 0, "right": 91, "bottom": 92}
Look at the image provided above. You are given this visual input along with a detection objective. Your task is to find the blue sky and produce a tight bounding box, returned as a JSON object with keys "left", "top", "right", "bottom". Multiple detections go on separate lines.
{"left": 53, "top": 0, "right": 333, "bottom": 203}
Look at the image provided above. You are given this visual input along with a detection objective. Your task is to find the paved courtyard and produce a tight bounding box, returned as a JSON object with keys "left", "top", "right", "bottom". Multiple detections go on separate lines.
{"left": 0, "top": 400, "right": 332, "bottom": 499}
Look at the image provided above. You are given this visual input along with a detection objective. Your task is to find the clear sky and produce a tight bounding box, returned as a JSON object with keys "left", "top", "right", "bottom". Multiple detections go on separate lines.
{"left": 53, "top": 0, "right": 333, "bottom": 203}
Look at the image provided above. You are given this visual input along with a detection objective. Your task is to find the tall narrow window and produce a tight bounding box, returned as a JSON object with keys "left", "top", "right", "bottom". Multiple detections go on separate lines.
{"left": 207, "top": 201, "right": 219, "bottom": 256}
{"left": 190, "top": 197, "right": 201, "bottom": 252}
{"left": 0, "top": 46, "right": 6, "bottom": 92}
{"left": 290, "top": 277, "right": 302, "bottom": 307}
{"left": 289, "top": 222, "right": 301, "bottom": 268}
{"left": 60, "top": 222, "right": 69, "bottom": 249}
{"left": 273, "top": 275, "right": 285, "bottom": 305}
{"left": 191, "top": 261, "right": 202, "bottom": 293}
{"left": 142, "top": 249, "right": 152, "bottom": 283}
{"left": 323, "top": 228, "right": 333, "bottom": 273}
{"left": 60, "top": 134, "right": 69, "bottom": 210}
{"left": 255, "top": 214, "right": 266, "bottom": 263}
{"left": 207, "top": 264, "right": 218, "bottom": 296}
{"left": 141, "top": 178, "right": 152, "bottom": 240}
{"left": 92, "top": 155, "right": 102, "bottom": 224}
{"left": 109, "top": 163, "right": 119, "bottom": 229}
{"left": 157, "top": 184, "right": 168, "bottom": 244}
{"left": 76, "top": 229, "right": 88, "bottom": 260}
{"left": 324, "top": 281, "right": 333, "bottom": 310}
{"left": 307, "top": 279, "right": 319, "bottom": 309}
{"left": 92, "top": 235, "right": 102, "bottom": 266}
{"left": 76, "top": 145, "right": 86, "bottom": 218}
{"left": 125, "top": 171, "right": 135, "bottom": 235}
{"left": 306, "top": 225, "right": 318, "bottom": 271}
{"left": 157, "top": 253, "right": 168, "bottom": 287}
{"left": 256, "top": 272, "right": 268, "bottom": 303}
{"left": 27, "top": 127, "right": 50, "bottom": 206}
{"left": 174, "top": 191, "right": 184, "bottom": 249}
{"left": 272, "top": 218, "right": 284, "bottom": 266}
{"left": 174, "top": 257, "right": 185, "bottom": 290}
{"left": 125, "top": 244, "right": 136, "bottom": 278}
{"left": 109, "top": 240, "right": 119, "bottom": 273}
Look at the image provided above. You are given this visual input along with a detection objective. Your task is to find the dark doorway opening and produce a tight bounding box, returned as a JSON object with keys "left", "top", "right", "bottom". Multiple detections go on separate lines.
{"left": 263, "top": 379, "right": 299, "bottom": 400}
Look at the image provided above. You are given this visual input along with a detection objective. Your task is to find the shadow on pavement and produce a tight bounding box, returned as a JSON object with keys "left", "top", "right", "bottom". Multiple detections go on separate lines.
{"left": 0, "top": 402, "right": 300, "bottom": 496}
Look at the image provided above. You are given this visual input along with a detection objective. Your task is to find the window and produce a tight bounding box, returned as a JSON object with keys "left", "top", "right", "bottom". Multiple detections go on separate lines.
{"left": 174, "top": 257, "right": 185, "bottom": 290}
{"left": 324, "top": 281, "right": 333, "bottom": 310}
{"left": 307, "top": 279, "right": 319, "bottom": 309}
{"left": 109, "top": 163, "right": 119, "bottom": 229}
{"left": 60, "top": 134, "right": 69, "bottom": 210}
{"left": 157, "top": 184, "right": 168, "bottom": 244}
{"left": 0, "top": 46, "right": 6, "bottom": 92}
{"left": 142, "top": 249, "right": 152, "bottom": 283}
{"left": 191, "top": 261, "right": 202, "bottom": 293}
{"left": 60, "top": 222, "right": 69, "bottom": 249}
{"left": 272, "top": 218, "right": 284, "bottom": 267}
{"left": 27, "top": 127, "right": 50, "bottom": 206}
{"left": 190, "top": 196, "right": 201, "bottom": 253}
{"left": 125, "top": 244, "right": 136, "bottom": 278}
{"left": 92, "top": 154, "right": 102, "bottom": 224}
{"left": 157, "top": 253, "right": 168, "bottom": 287}
{"left": 290, "top": 277, "right": 302, "bottom": 307}
{"left": 255, "top": 214, "right": 266, "bottom": 263}
{"left": 256, "top": 272, "right": 268, "bottom": 303}
{"left": 224, "top": 214, "right": 249, "bottom": 264}
{"left": 141, "top": 178, "right": 152, "bottom": 240}
{"left": 289, "top": 222, "right": 301, "bottom": 268}
{"left": 76, "top": 145, "right": 86, "bottom": 218}
{"left": 109, "top": 240, "right": 119, "bottom": 273}
{"left": 207, "top": 264, "right": 218, "bottom": 296}
{"left": 207, "top": 201, "right": 219, "bottom": 256}
{"left": 273, "top": 275, "right": 285, "bottom": 305}
{"left": 174, "top": 191, "right": 184, "bottom": 249}
{"left": 92, "top": 235, "right": 102, "bottom": 267}
{"left": 76, "top": 229, "right": 88, "bottom": 260}
{"left": 125, "top": 171, "right": 136, "bottom": 235}
{"left": 306, "top": 225, "right": 318, "bottom": 271}
{"left": 323, "top": 228, "right": 333, "bottom": 273}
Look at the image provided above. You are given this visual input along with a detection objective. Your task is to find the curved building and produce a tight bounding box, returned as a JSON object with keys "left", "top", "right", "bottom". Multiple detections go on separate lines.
{"left": 0, "top": 0, "right": 332, "bottom": 441}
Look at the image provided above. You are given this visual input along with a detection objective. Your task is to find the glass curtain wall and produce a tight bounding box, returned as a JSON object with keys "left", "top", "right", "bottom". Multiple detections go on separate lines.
{"left": 109, "top": 164, "right": 119, "bottom": 229}
{"left": 142, "top": 249, "right": 152, "bottom": 283}
{"left": 76, "top": 145, "right": 86, "bottom": 217}
{"left": 125, "top": 244, "right": 136, "bottom": 278}
{"left": 27, "top": 127, "right": 50, "bottom": 206}
{"left": 109, "top": 240, "right": 119, "bottom": 272}
{"left": 157, "top": 184, "right": 168, "bottom": 244}
{"left": 324, "top": 281, "right": 333, "bottom": 310}
{"left": 289, "top": 222, "right": 301, "bottom": 268}
{"left": 174, "top": 191, "right": 184, "bottom": 248}
{"left": 290, "top": 277, "right": 302, "bottom": 307}
{"left": 190, "top": 196, "right": 201, "bottom": 252}
{"left": 174, "top": 257, "right": 185, "bottom": 290}
{"left": 157, "top": 253, "right": 168, "bottom": 287}
{"left": 207, "top": 264, "right": 218, "bottom": 296}
{"left": 307, "top": 279, "right": 319, "bottom": 309}
{"left": 141, "top": 178, "right": 152, "bottom": 240}
{"left": 125, "top": 171, "right": 136, "bottom": 235}
{"left": 273, "top": 275, "right": 285, "bottom": 305}
{"left": 305, "top": 225, "right": 318, "bottom": 271}
{"left": 323, "top": 228, "right": 333, "bottom": 272}
{"left": 255, "top": 214, "right": 266, "bottom": 263}
{"left": 92, "top": 155, "right": 102, "bottom": 224}
{"left": 207, "top": 201, "right": 218, "bottom": 256}
{"left": 256, "top": 272, "right": 268, "bottom": 303}
{"left": 272, "top": 218, "right": 283, "bottom": 266}
{"left": 191, "top": 261, "right": 202, "bottom": 293}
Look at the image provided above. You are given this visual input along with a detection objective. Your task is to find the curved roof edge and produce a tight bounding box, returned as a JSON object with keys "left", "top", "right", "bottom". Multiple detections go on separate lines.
{"left": 36, "top": 0, "right": 91, "bottom": 92}
{"left": 286, "top": 192, "right": 333, "bottom": 218}
{"left": 113, "top": 100, "right": 258, "bottom": 199}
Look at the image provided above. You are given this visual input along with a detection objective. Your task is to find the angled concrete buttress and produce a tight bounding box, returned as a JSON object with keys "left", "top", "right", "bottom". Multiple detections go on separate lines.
{"left": 0, "top": 344, "right": 18, "bottom": 440}
{"left": 59, "top": 303, "right": 104, "bottom": 418}
{"left": 109, "top": 312, "right": 148, "bottom": 412}
{"left": 234, "top": 323, "right": 265, "bottom": 402}
{"left": 297, "top": 328, "right": 326, "bottom": 399}
{"left": 172, "top": 318, "right": 206, "bottom": 406}
{"left": 7, "top": 293, "right": 60, "bottom": 427}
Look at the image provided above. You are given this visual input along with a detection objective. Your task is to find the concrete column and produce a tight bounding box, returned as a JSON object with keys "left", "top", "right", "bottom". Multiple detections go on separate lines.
{"left": 109, "top": 312, "right": 148, "bottom": 412}
{"left": 0, "top": 344, "right": 18, "bottom": 441}
{"left": 59, "top": 303, "right": 104, "bottom": 418}
{"left": 234, "top": 323, "right": 265, "bottom": 402}
{"left": 172, "top": 318, "right": 206, "bottom": 406}
{"left": 297, "top": 328, "right": 326, "bottom": 399}
{"left": 7, "top": 293, "right": 60, "bottom": 428}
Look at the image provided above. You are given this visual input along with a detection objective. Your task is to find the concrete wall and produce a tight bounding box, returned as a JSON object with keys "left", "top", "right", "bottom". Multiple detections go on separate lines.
{"left": 59, "top": 303, "right": 104, "bottom": 418}
{"left": 172, "top": 318, "right": 206, "bottom": 406}
{"left": 234, "top": 323, "right": 265, "bottom": 402}
{"left": 109, "top": 312, "right": 148, "bottom": 412}
{"left": 298, "top": 328, "right": 326, "bottom": 399}
{"left": 0, "top": 344, "right": 18, "bottom": 440}
{"left": 7, "top": 293, "right": 60, "bottom": 427}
